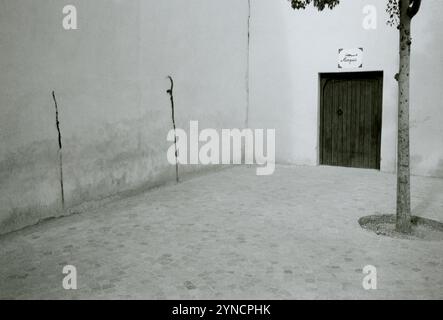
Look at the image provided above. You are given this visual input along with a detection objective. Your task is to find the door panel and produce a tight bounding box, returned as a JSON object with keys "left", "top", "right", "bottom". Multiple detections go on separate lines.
{"left": 320, "top": 72, "right": 383, "bottom": 169}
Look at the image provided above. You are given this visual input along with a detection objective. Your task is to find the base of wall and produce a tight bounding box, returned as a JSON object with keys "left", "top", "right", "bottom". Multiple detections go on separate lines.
{"left": 0, "top": 164, "right": 231, "bottom": 237}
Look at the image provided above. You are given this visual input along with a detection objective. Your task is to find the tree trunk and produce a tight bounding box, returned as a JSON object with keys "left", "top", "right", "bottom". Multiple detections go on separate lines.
{"left": 396, "top": 0, "right": 412, "bottom": 233}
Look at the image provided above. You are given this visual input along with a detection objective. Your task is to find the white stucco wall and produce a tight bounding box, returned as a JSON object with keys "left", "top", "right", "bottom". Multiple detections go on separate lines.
{"left": 1, "top": 0, "right": 442, "bottom": 234}
{"left": 0, "top": 0, "right": 249, "bottom": 234}
{"left": 250, "top": 0, "right": 443, "bottom": 177}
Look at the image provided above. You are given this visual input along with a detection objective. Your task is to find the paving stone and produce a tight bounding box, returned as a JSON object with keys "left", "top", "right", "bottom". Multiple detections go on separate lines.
{"left": 0, "top": 165, "right": 442, "bottom": 299}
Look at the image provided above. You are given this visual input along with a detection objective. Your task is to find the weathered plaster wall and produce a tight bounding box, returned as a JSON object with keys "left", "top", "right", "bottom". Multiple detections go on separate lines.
{"left": 1, "top": 0, "right": 442, "bottom": 235}
{"left": 409, "top": 0, "right": 443, "bottom": 178}
{"left": 250, "top": 0, "right": 443, "bottom": 177}
{"left": 0, "top": 0, "right": 249, "bottom": 234}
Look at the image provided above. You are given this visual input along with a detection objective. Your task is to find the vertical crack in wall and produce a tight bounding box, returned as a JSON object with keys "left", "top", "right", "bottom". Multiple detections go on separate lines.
{"left": 52, "top": 91, "right": 65, "bottom": 209}
{"left": 245, "top": 0, "right": 251, "bottom": 128}
{"left": 167, "top": 76, "right": 179, "bottom": 183}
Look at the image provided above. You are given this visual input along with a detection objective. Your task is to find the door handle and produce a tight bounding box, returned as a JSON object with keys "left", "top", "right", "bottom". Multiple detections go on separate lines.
{"left": 337, "top": 108, "right": 343, "bottom": 116}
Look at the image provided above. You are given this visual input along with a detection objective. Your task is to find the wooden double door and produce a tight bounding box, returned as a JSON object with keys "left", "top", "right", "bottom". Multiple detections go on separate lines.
{"left": 320, "top": 71, "right": 383, "bottom": 169}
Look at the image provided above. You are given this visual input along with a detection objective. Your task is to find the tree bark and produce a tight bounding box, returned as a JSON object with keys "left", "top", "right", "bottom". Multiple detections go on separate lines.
{"left": 396, "top": 0, "right": 412, "bottom": 233}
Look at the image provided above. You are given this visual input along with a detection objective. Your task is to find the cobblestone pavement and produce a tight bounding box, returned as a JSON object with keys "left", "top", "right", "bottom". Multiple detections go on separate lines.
{"left": 1, "top": 165, "right": 443, "bottom": 299}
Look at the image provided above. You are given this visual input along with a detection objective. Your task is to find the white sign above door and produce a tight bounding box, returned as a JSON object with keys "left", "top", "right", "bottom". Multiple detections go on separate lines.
{"left": 338, "top": 48, "right": 364, "bottom": 69}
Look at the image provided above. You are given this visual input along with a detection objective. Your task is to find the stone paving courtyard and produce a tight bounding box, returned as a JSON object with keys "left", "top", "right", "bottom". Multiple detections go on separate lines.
{"left": 0, "top": 165, "right": 442, "bottom": 299}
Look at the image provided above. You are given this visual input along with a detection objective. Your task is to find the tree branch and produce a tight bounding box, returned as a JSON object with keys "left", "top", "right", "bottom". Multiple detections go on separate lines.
{"left": 290, "top": 0, "right": 339, "bottom": 11}
{"left": 407, "top": 0, "right": 421, "bottom": 19}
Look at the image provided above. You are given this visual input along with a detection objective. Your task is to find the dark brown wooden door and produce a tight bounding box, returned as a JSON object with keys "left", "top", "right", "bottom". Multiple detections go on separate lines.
{"left": 320, "top": 72, "right": 383, "bottom": 169}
